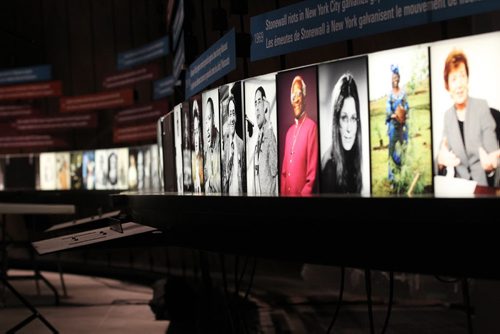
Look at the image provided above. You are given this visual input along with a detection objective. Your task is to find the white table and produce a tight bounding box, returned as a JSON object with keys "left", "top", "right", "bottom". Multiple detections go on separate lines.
{"left": 0, "top": 202, "right": 75, "bottom": 334}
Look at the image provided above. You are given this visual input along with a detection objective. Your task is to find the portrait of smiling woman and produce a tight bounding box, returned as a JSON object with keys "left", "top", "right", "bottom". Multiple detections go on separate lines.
{"left": 319, "top": 56, "right": 370, "bottom": 195}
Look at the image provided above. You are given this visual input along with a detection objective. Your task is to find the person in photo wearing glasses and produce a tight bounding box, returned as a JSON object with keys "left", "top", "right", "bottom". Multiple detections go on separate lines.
{"left": 280, "top": 75, "right": 319, "bottom": 196}
{"left": 437, "top": 49, "right": 499, "bottom": 186}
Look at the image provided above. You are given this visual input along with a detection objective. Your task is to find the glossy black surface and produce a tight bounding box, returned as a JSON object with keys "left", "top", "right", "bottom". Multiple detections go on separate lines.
{"left": 112, "top": 191, "right": 500, "bottom": 279}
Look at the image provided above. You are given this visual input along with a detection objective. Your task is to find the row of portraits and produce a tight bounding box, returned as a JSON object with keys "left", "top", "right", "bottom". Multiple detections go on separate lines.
{"left": 0, "top": 144, "right": 161, "bottom": 191}
{"left": 162, "top": 31, "right": 500, "bottom": 196}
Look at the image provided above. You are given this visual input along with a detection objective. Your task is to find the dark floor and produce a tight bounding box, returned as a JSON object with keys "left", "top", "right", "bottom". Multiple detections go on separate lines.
{"left": 0, "top": 266, "right": 475, "bottom": 333}
{"left": 0, "top": 269, "right": 169, "bottom": 333}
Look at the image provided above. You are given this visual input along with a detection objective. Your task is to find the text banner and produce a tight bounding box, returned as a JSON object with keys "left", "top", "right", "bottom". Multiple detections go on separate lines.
{"left": 173, "top": 34, "right": 185, "bottom": 80}
{"left": 13, "top": 114, "right": 97, "bottom": 132}
{"left": 172, "top": 0, "right": 184, "bottom": 50}
{"left": 0, "top": 65, "right": 52, "bottom": 85}
{"left": 114, "top": 101, "right": 168, "bottom": 126}
{"left": 185, "top": 28, "right": 236, "bottom": 98}
{"left": 0, "top": 135, "right": 68, "bottom": 150}
{"left": 60, "top": 89, "right": 134, "bottom": 113}
{"left": 113, "top": 123, "right": 157, "bottom": 143}
{"left": 102, "top": 64, "right": 160, "bottom": 89}
{"left": 153, "top": 76, "right": 175, "bottom": 100}
{"left": 0, "top": 104, "right": 38, "bottom": 119}
{"left": 250, "top": 0, "right": 500, "bottom": 61}
{"left": 0, "top": 81, "right": 62, "bottom": 101}
{"left": 117, "top": 36, "right": 169, "bottom": 70}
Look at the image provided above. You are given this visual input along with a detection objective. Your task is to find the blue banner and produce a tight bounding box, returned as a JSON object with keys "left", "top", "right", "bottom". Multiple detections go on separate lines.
{"left": 0, "top": 65, "right": 52, "bottom": 85}
{"left": 173, "top": 34, "right": 185, "bottom": 81}
{"left": 154, "top": 76, "right": 175, "bottom": 100}
{"left": 172, "top": 0, "right": 184, "bottom": 50}
{"left": 117, "top": 36, "right": 169, "bottom": 70}
{"left": 185, "top": 29, "right": 236, "bottom": 98}
{"left": 250, "top": 0, "right": 500, "bottom": 61}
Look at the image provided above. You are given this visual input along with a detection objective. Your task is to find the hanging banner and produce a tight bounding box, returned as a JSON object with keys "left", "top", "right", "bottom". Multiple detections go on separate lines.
{"left": 102, "top": 64, "right": 161, "bottom": 89}
{"left": 173, "top": 34, "right": 185, "bottom": 81}
{"left": 60, "top": 89, "right": 134, "bottom": 112}
{"left": 0, "top": 81, "right": 62, "bottom": 101}
{"left": 153, "top": 76, "right": 175, "bottom": 100}
{"left": 172, "top": 0, "right": 184, "bottom": 50}
{"left": 166, "top": 0, "right": 176, "bottom": 30}
{"left": 13, "top": 113, "right": 97, "bottom": 132}
{"left": 0, "top": 135, "right": 68, "bottom": 149}
{"left": 117, "top": 36, "right": 169, "bottom": 70}
{"left": 114, "top": 101, "right": 168, "bottom": 126}
{"left": 185, "top": 28, "right": 236, "bottom": 98}
{"left": 250, "top": 0, "right": 500, "bottom": 61}
{"left": 113, "top": 123, "right": 157, "bottom": 143}
{"left": 0, "top": 65, "right": 52, "bottom": 85}
{"left": 0, "top": 104, "right": 38, "bottom": 119}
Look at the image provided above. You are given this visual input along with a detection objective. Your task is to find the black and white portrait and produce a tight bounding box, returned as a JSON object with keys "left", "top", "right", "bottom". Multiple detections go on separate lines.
{"left": 202, "top": 88, "right": 221, "bottom": 194}
{"left": 219, "top": 81, "right": 246, "bottom": 195}
{"left": 244, "top": 73, "right": 278, "bottom": 196}
{"left": 319, "top": 56, "right": 370, "bottom": 195}
{"left": 190, "top": 95, "right": 204, "bottom": 193}
{"left": 174, "top": 103, "right": 184, "bottom": 193}
{"left": 182, "top": 101, "right": 193, "bottom": 192}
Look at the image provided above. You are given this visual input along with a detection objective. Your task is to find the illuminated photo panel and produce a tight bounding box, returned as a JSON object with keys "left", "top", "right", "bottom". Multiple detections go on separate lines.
{"left": 318, "top": 56, "right": 370, "bottom": 196}
{"left": 39, "top": 152, "right": 56, "bottom": 190}
{"left": 190, "top": 95, "right": 204, "bottom": 193}
{"left": 369, "top": 45, "right": 433, "bottom": 196}
{"left": 55, "top": 152, "right": 71, "bottom": 190}
{"left": 202, "top": 88, "right": 221, "bottom": 194}
{"left": 82, "top": 150, "right": 95, "bottom": 190}
{"left": 70, "top": 151, "right": 83, "bottom": 190}
{"left": 277, "top": 65, "right": 319, "bottom": 196}
{"left": 431, "top": 32, "right": 500, "bottom": 195}
{"left": 219, "top": 81, "right": 246, "bottom": 195}
{"left": 174, "top": 104, "right": 184, "bottom": 193}
{"left": 244, "top": 73, "right": 278, "bottom": 196}
{"left": 181, "top": 102, "right": 193, "bottom": 192}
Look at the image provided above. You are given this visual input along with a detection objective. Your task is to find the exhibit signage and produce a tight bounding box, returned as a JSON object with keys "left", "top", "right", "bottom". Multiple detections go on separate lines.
{"left": 13, "top": 114, "right": 98, "bottom": 131}
{"left": 153, "top": 76, "right": 175, "bottom": 100}
{"left": 114, "top": 101, "right": 168, "bottom": 125}
{"left": 250, "top": 0, "right": 500, "bottom": 61}
{"left": 0, "top": 81, "right": 62, "bottom": 100}
{"left": 185, "top": 29, "right": 236, "bottom": 98}
{"left": 0, "top": 135, "right": 67, "bottom": 149}
{"left": 0, "top": 65, "right": 51, "bottom": 85}
{"left": 173, "top": 34, "right": 185, "bottom": 80}
{"left": 113, "top": 123, "right": 157, "bottom": 143}
{"left": 0, "top": 104, "right": 37, "bottom": 119}
{"left": 102, "top": 64, "right": 160, "bottom": 89}
{"left": 117, "top": 36, "right": 169, "bottom": 70}
{"left": 60, "top": 89, "right": 134, "bottom": 112}
{"left": 172, "top": 0, "right": 184, "bottom": 50}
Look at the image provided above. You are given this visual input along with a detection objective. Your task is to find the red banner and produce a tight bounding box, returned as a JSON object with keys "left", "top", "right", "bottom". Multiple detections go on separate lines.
{"left": 0, "top": 134, "right": 68, "bottom": 149}
{"left": 13, "top": 113, "right": 97, "bottom": 132}
{"left": 60, "top": 89, "right": 134, "bottom": 112}
{"left": 114, "top": 100, "right": 168, "bottom": 126}
{"left": 113, "top": 123, "right": 157, "bottom": 143}
{"left": 0, "top": 81, "right": 62, "bottom": 101}
{"left": 0, "top": 104, "right": 38, "bottom": 119}
{"left": 102, "top": 64, "right": 160, "bottom": 89}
